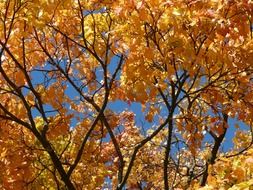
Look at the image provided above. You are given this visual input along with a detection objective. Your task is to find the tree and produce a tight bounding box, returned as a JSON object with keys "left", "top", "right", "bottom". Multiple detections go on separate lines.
{"left": 0, "top": 0, "right": 253, "bottom": 189}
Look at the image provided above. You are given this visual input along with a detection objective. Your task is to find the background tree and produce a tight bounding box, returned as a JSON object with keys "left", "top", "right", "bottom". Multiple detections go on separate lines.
{"left": 0, "top": 0, "right": 253, "bottom": 189}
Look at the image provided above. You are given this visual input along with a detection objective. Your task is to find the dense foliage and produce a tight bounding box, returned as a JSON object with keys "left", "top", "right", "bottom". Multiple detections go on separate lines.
{"left": 0, "top": 0, "right": 253, "bottom": 189}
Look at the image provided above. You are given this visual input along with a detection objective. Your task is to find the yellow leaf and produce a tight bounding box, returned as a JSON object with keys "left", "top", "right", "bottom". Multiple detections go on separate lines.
{"left": 172, "top": 8, "right": 181, "bottom": 16}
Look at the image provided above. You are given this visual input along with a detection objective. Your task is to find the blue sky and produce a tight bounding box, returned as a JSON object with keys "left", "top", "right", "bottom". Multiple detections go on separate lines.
{"left": 28, "top": 49, "right": 248, "bottom": 159}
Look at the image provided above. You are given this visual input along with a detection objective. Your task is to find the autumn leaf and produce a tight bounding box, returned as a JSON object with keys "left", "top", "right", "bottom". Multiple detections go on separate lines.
{"left": 0, "top": 0, "right": 253, "bottom": 189}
